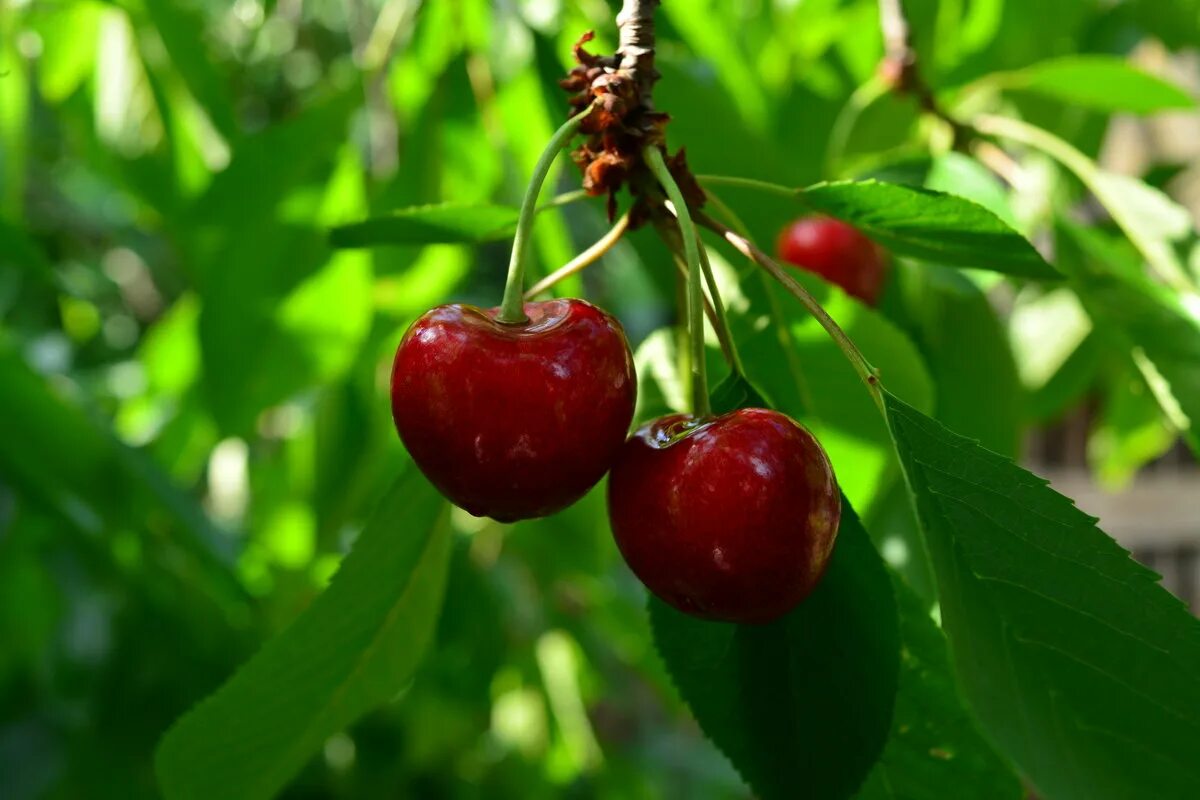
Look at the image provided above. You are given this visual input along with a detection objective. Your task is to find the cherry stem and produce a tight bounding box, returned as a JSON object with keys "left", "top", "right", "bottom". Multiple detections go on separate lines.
{"left": 644, "top": 146, "right": 711, "bottom": 418}
{"left": 497, "top": 100, "right": 598, "bottom": 324}
{"left": 697, "top": 213, "right": 885, "bottom": 414}
{"left": 655, "top": 217, "right": 737, "bottom": 369}
{"left": 661, "top": 201, "right": 745, "bottom": 377}
{"left": 695, "top": 234, "right": 746, "bottom": 377}
{"left": 525, "top": 211, "right": 631, "bottom": 299}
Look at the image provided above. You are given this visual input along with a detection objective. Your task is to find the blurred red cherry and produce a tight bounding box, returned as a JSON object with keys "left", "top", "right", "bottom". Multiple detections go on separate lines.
{"left": 776, "top": 216, "right": 888, "bottom": 304}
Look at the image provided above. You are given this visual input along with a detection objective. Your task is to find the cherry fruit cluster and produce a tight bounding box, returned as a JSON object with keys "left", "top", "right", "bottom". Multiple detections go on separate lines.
{"left": 388, "top": 27, "right": 889, "bottom": 622}
{"left": 387, "top": 210, "right": 883, "bottom": 624}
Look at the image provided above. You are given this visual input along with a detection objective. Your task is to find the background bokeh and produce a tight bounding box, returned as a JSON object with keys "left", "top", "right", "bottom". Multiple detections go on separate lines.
{"left": 1, "top": 1, "right": 1198, "bottom": 798}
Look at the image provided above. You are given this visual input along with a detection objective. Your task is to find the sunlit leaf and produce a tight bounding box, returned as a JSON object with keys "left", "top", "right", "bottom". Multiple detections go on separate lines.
{"left": 976, "top": 115, "right": 1195, "bottom": 292}
{"left": 30, "top": 0, "right": 103, "bottom": 102}
{"left": 1089, "top": 363, "right": 1176, "bottom": 490}
{"left": 140, "top": 0, "right": 238, "bottom": 141}
{"left": 993, "top": 55, "right": 1194, "bottom": 114}
{"left": 1057, "top": 221, "right": 1200, "bottom": 454}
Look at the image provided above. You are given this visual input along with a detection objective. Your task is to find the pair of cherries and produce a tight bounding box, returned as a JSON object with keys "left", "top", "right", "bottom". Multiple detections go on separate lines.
{"left": 390, "top": 217, "right": 882, "bottom": 624}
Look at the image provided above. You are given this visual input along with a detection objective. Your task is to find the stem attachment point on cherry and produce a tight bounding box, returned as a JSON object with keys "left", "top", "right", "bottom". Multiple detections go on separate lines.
{"left": 497, "top": 100, "right": 599, "bottom": 324}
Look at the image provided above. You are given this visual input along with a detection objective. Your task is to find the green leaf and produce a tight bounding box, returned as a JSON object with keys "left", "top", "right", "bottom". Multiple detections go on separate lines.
{"left": 195, "top": 115, "right": 370, "bottom": 433}
{"left": 800, "top": 180, "right": 1059, "bottom": 279}
{"left": 139, "top": 0, "right": 239, "bottom": 141}
{"left": 661, "top": 1, "right": 770, "bottom": 131}
{"left": 885, "top": 391, "right": 1200, "bottom": 800}
{"left": 29, "top": 0, "right": 102, "bottom": 102}
{"left": 1057, "top": 222, "right": 1200, "bottom": 454}
{"left": 329, "top": 203, "right": 520, "bottom": 249}
{"left": 858, "top": 577, "right": 1022, "bottom": 800}
{"left": 925, "top": 152, "right": 1019, "bottom": 231}
{"left": 709, "top": 370, "right": 771, "bottom": 415}
{"left": 0, "top": 340, "right": 245, "bottom": 612}
{"left": 650, "top": 496, "right": 899, "bottom": 800}
{"left": 975, "top": 115, "right": 1196, "bottom": 293}
{"left": 899, "top": 264, "right": 1023, "bottom": 457}
{"left": 995, "top": 56, "right": 1195, "bottom": 115}
{"left": 156, "top": 468, "right": 453, "bottom": 800}
{"left": 1088, "top": 362, "right": 1176, "bottom": 490}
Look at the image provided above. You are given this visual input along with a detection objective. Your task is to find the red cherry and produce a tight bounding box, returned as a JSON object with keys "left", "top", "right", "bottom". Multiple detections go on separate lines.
{"left": 391, "top": 299, "right": 636, "bottom": 522}
{"left": 607, "top": 408, "right": 841, "bottom": 624}
{"left": 776, "top": 216, "right": 888, "bottom": 304}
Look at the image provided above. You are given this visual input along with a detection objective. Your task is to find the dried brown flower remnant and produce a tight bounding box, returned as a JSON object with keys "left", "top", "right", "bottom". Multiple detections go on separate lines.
{"left": 558, "top": 31, "right": 696, "bottom": 223}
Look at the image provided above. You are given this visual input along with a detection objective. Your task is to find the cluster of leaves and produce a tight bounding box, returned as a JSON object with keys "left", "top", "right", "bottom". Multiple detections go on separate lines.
{"left": 2, "top": 1, "right": 1199, "bottom": 799}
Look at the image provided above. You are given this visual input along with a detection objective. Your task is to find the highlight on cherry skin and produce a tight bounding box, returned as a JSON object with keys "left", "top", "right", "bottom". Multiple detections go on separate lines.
{"left": 776, "top": 215, "right": 889, "bottom": 305}
{"left": 607, "top": 407, "right": 842, "bottom": 624}
{"left": 390, "top": 298, "right": 636, "bottom": 523}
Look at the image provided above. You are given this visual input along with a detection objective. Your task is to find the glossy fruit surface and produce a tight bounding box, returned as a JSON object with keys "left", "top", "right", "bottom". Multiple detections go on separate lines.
{"left": 607, "top": 408, "right": 840, "bottom": 623}
{"left": 776, "top": 216, "right": 887, "bottom": 304}
{"left": 391, "top": 299, "right": 635, "bottom": 522}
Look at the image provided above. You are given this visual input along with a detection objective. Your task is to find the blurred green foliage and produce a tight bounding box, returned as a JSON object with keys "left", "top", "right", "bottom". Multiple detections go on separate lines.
{"left": 1, "top": 0, "right": 1198, "bottom": 798}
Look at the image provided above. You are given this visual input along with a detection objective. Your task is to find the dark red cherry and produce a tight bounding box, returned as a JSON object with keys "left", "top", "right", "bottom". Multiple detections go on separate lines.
{"left": 776, "top": 216, "right": 888, "bottom": 304}
{"left": 607, "top": 408, "right": 840, "bottom": 624}
{"left": 391, "top": 299, "right": 636, "bottom": 522}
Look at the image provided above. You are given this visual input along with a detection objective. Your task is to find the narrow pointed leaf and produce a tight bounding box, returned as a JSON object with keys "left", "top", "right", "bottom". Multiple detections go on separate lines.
{"left": 156, "top": 469, "right": 453, "bottom": 800}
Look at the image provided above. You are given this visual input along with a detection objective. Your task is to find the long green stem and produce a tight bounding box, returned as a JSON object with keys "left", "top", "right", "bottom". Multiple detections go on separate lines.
{"left": 699, "top": 213, "right": 885, "bottom": 413}
{"left": 695, "top": 235, "right": 746, "bottom": 377}
{"left": 498, "top": 101, "right": 597, "bottom": 323}
{"left": 645, "top": 146, "right": 711, "bottom": 418}
{"left": 655, "top": 218, "right": 737, "bottom": 368}
{"left": 660, "top": 200, "right": 745, "bottom": 376}
{"left": 525, "top": 211, "right": 631, "bottom": 299}
{"left": 703, "top": 187, "right": 824, "bottom": 422}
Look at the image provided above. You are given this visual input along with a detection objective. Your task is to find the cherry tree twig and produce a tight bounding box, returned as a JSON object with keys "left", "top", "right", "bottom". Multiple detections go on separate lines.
{"left": 876, "top": 0, "right": 971, "bottom": 149}
{"left": 617, "top": 0, "right": 661, "bottom": 102}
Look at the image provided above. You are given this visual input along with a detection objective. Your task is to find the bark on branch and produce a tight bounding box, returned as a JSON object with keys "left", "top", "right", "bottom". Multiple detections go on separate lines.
{"left": 617, "top": 0, "right": 660, "bottom": 105}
